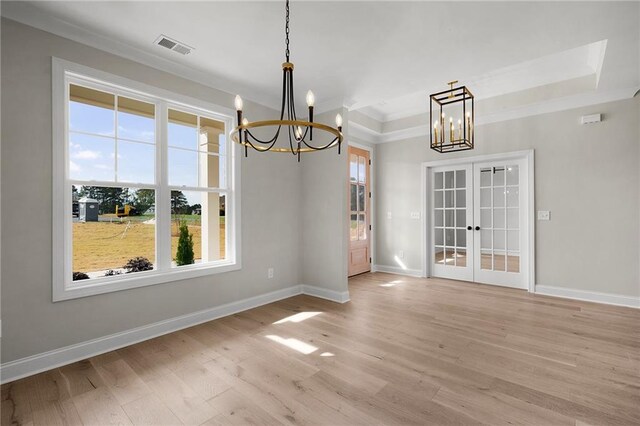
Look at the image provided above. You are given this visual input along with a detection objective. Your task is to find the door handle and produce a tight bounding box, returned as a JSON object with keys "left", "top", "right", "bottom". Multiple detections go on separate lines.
{"left": 475, "top": 226, "right": 480, "bottom": 231}
{"left": 467, "top": 226, "right": 472, "bottom": 231}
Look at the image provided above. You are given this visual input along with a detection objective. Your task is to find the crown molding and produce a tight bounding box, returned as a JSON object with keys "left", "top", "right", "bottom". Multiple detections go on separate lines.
{"left": 0, "top": 2, "right": 280, "bottom": 111}
{"left": 349, "top": 86, "right": 638, "bottom": 144}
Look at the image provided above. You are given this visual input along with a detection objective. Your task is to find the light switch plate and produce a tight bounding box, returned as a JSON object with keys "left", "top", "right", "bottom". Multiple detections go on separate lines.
{"left": 387, "top": 212, "right": 392, "bottom": 219}
{"left": 537, "top": 211, "right": 550, "bottom": 221}
{"left": 410, "top": 212, "right": 421, "bottom": 219}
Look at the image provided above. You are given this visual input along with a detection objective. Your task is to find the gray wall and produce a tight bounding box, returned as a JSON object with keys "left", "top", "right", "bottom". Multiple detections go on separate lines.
{"left": 375, "top": 97, "right": 640, "bottom": 297}
{"left": 301, "top": 108, "right": 350, "bottom": 293}
{"left": 0, "top": 19, "right": 307, "bottom": 363}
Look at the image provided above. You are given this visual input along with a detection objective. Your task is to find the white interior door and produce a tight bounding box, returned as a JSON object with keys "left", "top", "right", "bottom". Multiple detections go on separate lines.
{"left": 429, "top": 156, "right": 529, "bottom": 289}
{"left": 473, "top": 159, "right": 528, "bottom": 289}
{"left": 431, "top": 164, "right": 473, "bottom": 282}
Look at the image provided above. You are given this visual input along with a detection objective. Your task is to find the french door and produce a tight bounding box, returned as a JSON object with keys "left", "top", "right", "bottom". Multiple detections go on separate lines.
{"left": 430, "top": 157, "right": 529, "bottom": 289}
{"left": 348, "top": 146, "right": 371, "bottom": 277}
{"left": 431, "top": 164, "right": 474, "bottom": 282}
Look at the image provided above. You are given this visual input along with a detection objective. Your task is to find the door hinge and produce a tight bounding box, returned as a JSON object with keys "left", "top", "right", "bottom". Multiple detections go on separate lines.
{"left": 369, "top": 191, "right": 372, "bottom": 198}
{"left": 369, "top": 159, "right": 371, "bottom": 165}
{"left": 369, "top": 257, "right": 372, "bottom": 263}
{"left": 369, "top": 224, "right": 372, "bottom": 231}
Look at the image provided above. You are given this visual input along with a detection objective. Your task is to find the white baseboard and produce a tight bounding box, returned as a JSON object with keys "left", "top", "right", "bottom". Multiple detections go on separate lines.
{"left": 535, "top": 285, "right": 640, "bottom": 309}
{"left": 373, "top": 264, "right": 423, "bottom": 277}
{"left": 1, "top": 283, "right": 350, "bottom": 384}
{"left": 301, "top": 284, "right": 351, "bottom": 304}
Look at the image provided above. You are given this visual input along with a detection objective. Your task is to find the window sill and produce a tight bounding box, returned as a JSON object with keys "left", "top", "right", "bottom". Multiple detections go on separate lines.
{"left": 53, "top": 261, "right": 240, "bottom": 302}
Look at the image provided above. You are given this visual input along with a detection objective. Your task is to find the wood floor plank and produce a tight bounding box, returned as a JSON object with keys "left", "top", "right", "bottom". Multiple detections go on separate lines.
{"left": 71, "top": 387, "right": 132, "bottom": 425}
{"left": 3, "top": 272, "right": 639, "bottom": 425}
{"left": 120, "top": 394, "right": 181, "bottom": 426}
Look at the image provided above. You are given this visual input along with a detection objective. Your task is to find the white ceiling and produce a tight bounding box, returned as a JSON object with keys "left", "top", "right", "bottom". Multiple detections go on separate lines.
{"left": 3, "top": 1, "right": 639, "bottom": 123}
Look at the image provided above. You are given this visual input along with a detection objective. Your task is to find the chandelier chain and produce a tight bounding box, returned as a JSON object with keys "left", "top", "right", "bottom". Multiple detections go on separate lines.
{"left": 285, "top": 0, "right": 290, "bottom": 61}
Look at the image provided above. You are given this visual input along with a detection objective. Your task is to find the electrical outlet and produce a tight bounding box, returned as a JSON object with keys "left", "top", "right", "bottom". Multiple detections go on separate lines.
{"left": 399, "top": 250, "right": 404, "bottom": 259}
{"left": 267, "top": 268, "right": 274, "bottom": 279}
{"left": 537, "top": 211, "right": 550, "bottom": 221}
{"left": 410, "top": 211, "right": 421, "bottom": 219}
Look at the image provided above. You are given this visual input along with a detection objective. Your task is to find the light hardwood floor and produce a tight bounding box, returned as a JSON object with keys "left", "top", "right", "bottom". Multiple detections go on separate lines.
{"left": 3, "top": 273, "right": 640, "bottom": 425}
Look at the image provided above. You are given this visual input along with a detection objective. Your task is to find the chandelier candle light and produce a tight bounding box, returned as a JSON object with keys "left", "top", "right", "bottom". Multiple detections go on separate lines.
{"left": 430, "top": 80, "right": 474, "bottom": 153}
{"left": 230, "top": 0, "right": 343, "bottom": 162}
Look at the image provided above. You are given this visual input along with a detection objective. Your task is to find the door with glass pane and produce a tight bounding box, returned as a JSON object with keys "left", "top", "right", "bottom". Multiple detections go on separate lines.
{"left": 431, "top": 165, "right": 473, "bottom": 281}
{"left": 348, "top": 147, "right": 371, "bottom": 277}
{"left": 474, "top": 159, "right": 527, "bottom": 289}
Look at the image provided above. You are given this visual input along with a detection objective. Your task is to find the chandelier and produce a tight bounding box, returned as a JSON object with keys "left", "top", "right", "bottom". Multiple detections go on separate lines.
{"left": 430, "top": 80, "right": 474, "bottom": 153}
{"left": 230, "top": 0, "right": 343, "bottom": 161}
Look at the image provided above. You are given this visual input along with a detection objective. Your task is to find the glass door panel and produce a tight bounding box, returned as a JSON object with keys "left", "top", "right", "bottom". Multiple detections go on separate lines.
{"left": 431, "top": 164, "right": 473, "bottom": 282}
{"left": 473, "top": 160, "right": 526, "bottom": 289}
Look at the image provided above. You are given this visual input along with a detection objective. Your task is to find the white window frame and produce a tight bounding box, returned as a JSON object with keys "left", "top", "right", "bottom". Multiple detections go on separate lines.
{"left": 52, "top": 58, "right": 241, "bottom": 302}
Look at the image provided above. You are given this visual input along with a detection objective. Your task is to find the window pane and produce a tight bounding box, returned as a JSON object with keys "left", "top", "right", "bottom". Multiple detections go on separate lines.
{"left": 434, "top": 191, "right": 443, "bottom": 208}
{"left": 117, "top": 141, "right": 155, "bottom": 184}
{"left": 72, "top": 185, "right": 155, "bottom": 280}
{"left": 69, "top": 84, "right": 115, "bottom": 136}
{"left": 69, "top": 133, "right": 115, "bottom": 182}
{"left": 200, "top": 117, "right": 225, "bottom": 154}
{"left": 494, "top": 167, "right": 505, "bottom": 186}
{"left": 435, "top": 209, "right": 444, "bottom": 227}
{"left": 480, "top": 168, "right": 491, "bottom": 187}
{"left": 358, "top": 156, "right": 366, "bottom": 183}
{"left": 456, "top": 249, "right": 467, "bottom": 267}
{"left": 169, "top": 148, "right": 198, "bottom": 187}
{"left": 198, "top": 152, "right": 224, "bottom": 188}
{"left": 350, "top": 154, "right": 357, "bottom": 182}
{"left": 506, "top": 165, "right": 519, "bottom": 185}
{"left": 358, "top": 185, "right": 366, "bottom": 212}
{"left": 445, "top": 209, "right": 454, "bottom": 227}
{"left": 350, "top": 184, "right": 357, "bottom": 212}
{"left": 168, "top": 110, "right": 197, "bottom": 150}
{"left": 480, "top": 208, "right": 491, "bottom": 228}
{"left": 507, "top": 255, "right": 520, "bottom": 273}
{"left": 444, "top": 171, "right": 454, "bottom": 188}
{"left": 171, "top": 191, "right": 226, "bottom": 266}
{"left": 493, "top": 188, "right": 505, "bottom": 207}
{"left": 445, "top": 190, "right": 454, "bottom": 208}
{"left": 493, "top": 208, "right": 505, "bottom": 229}
{"left": 350, "top": 214, "right": 357, "bottom": 241}
{"left": 455, "top": 170, "right": 465, "bottom": 188}
{"left": 455, "top": 209, "right": 465, "bottom": 228}
{"left": 445, "top": 228, "right": 454, "bottom": 246}
{"left": 455, "top": 189, "right": 465, "bottom": 208}
{"left": 507, "top": 208, "right": 519, "bottom": 229}
{"left": 434, "top": 172, "right": 443, "bottom": 189}
{"left": 506, "top": 188, "right": 519, "bottom": 208}
{"left": 358, "top": 213, "right": 366, "bottom": 240}
{"left": 117, "top": 96, "right": 155, "bottom": 143}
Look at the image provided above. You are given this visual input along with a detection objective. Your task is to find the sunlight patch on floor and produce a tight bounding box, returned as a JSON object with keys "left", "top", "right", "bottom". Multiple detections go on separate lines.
{"left": 380, "top": 279, "right": 403, "bottom": 287}
{"left": 273, "top": 311, "right": 322, "bottom": 324}
{"left": 265, "top": 335, "right": 318, "bottom": 355}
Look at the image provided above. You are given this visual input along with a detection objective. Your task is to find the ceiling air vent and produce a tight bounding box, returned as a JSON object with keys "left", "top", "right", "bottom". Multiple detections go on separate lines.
{"left": 154, "top": 35, "right": 193, "bottom": 55}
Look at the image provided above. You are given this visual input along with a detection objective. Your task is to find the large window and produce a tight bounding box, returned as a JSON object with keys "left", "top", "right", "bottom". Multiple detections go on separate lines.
{"left": 53, "top": 59, "right": 239, "bottom": 301}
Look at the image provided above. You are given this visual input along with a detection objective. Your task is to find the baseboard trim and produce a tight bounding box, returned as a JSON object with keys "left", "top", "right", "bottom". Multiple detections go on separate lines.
{"left": 535, "top": 285, "right": 640, "bottom": 309}
{"left": 1, "top": 283, "right": 350, "bottom": 384}
{"left": 373, "top": 264, "right": 423, "bottom": 277}
{"left": 301, "top": 284, "right": 351, "bottom": 304}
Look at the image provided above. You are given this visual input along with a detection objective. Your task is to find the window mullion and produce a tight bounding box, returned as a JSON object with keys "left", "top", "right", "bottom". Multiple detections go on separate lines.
{"left": 156, "top": 101, "right": 172, "bottom": 271}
